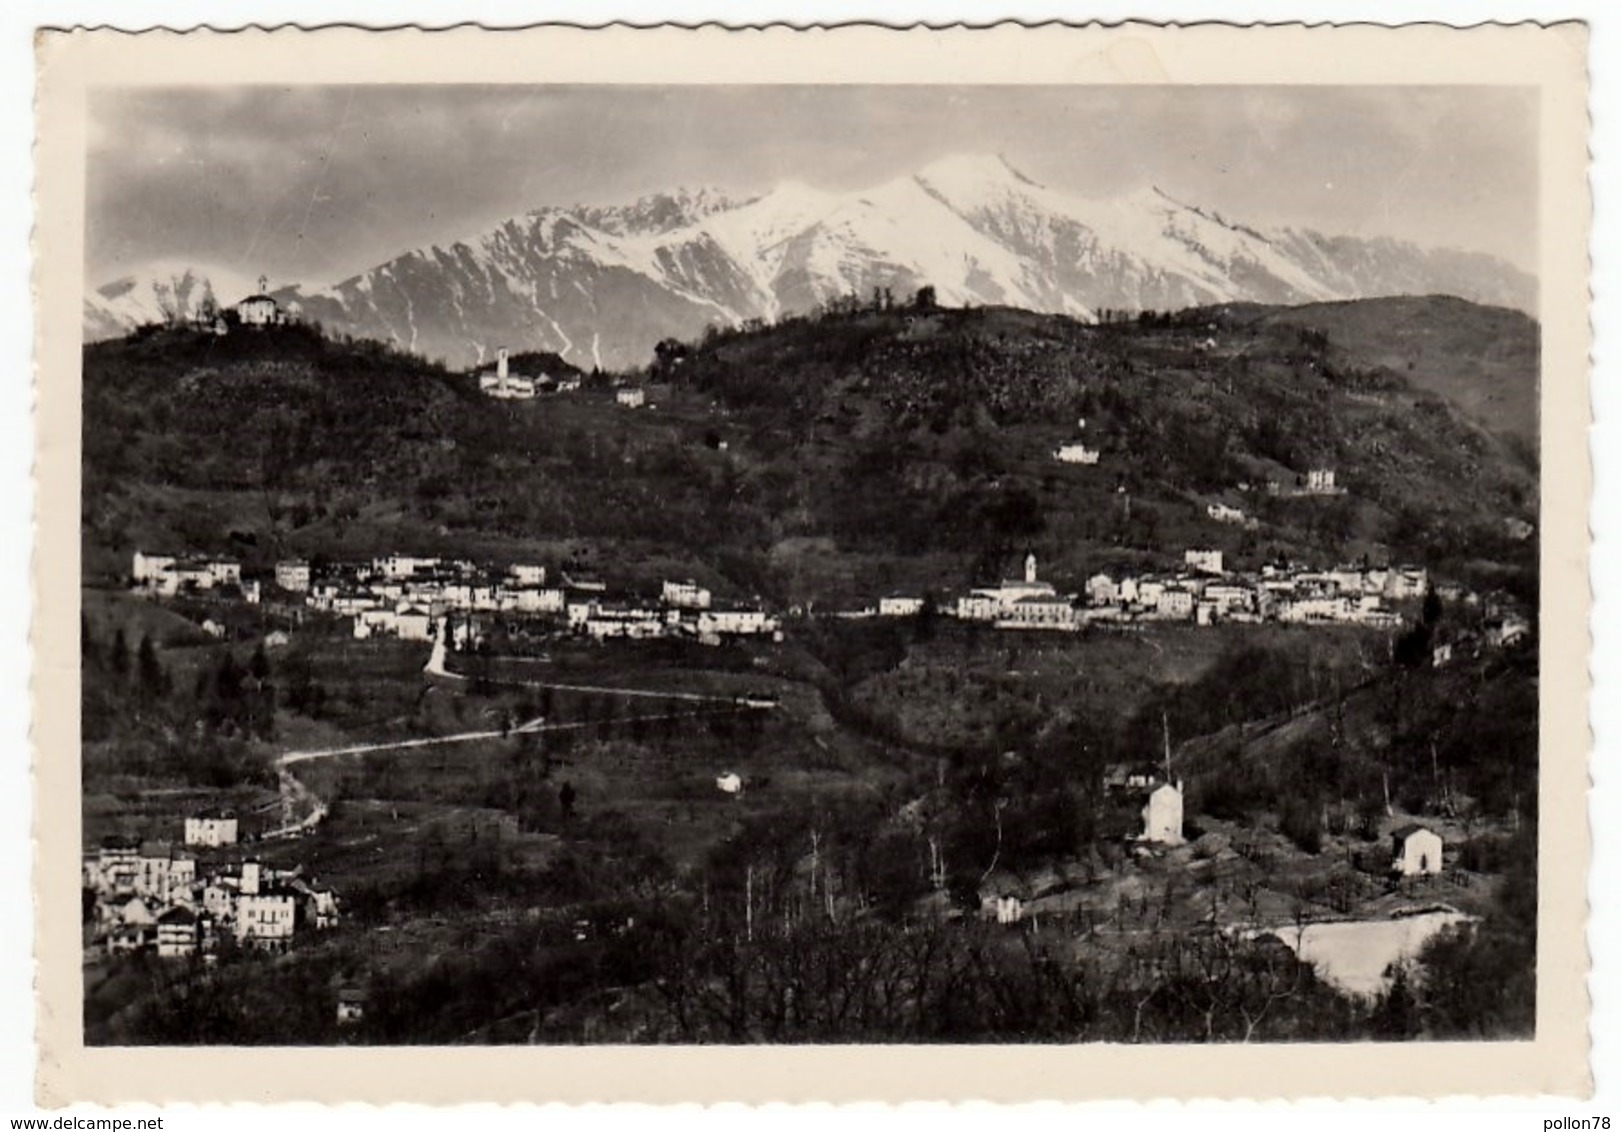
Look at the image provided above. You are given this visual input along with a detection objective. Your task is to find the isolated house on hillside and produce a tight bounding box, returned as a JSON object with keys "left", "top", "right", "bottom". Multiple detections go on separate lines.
{"left": 1305, "top": 467, "right": 1339, "bottom": 494}
{"left": 1391, "top": 824, "right": 1444, "bottom": 877}
{"left": 184, "top": 811, "right": 238, "bottom": 848}
{"left": 978, "top": 871, "right": 1027, "bottom": 924}
{"left": 336, "top": 987, "right": 370, "bottom": 1026}
{"left": 1054, "top": 443, "right": 1101, "bottom": 465}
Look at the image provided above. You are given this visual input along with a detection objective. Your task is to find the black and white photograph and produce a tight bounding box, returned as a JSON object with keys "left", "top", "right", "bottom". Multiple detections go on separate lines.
{"left": 29, "top": 20, "right": 1593, "bottom": 1104}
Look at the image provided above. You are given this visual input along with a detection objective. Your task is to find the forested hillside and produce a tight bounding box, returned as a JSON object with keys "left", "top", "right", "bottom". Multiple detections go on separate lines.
{"left": 83, "top": 297, "right": 1537, "bottom": 610}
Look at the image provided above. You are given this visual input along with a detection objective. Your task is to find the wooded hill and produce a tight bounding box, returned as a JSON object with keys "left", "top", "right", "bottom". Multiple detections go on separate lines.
{"left": 82, "top": 296, "right": 1538, "bottom": 608}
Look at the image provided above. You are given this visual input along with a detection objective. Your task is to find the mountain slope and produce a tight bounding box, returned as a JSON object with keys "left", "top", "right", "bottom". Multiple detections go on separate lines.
{"left": 81, "top": 298, "right": 1537, "bottom": 612}
{"left": 85, "top": 156, "right": 1537, "bottom": 371}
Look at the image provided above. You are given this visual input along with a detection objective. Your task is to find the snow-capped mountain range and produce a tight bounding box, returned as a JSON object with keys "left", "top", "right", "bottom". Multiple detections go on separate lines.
{"left": 85, "top": 155, "right": 1536, "bottom": 371}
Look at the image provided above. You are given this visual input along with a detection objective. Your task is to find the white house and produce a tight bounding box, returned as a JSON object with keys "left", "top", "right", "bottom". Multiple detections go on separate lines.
{"left": 1141, "top": 782, "right": 1184, "bottom": 845}
{"left": 1202, "top": 583, "right": 1253, "bottom": 616}
{"left": 662, "top": 579, "right": 713, "bottom": 609}
{"left": 1390, "top": 824, "right": 1444, "bottom": 876}
{"left": 336, "top": 987, "right": 369, "bottom": 1026}
{"left": 509, "top": 563, "right": 546, "bottom": 587}
{"left": 1383, "top": 566, "right": 1431, "bottom": 602}
{"left": 236, "top": 891, "right": 298, "bottom": 949}
{"left": 514, "top": 587, "right": 566, "bottom": 615}
{"left": 698, "top": 608, "right": 776, "bottom": 636}
{"left": 129, "top": 842, "right": 195, "bottom": 906}
{"left": 585, "top": 608, "right": 666, "bottom": 640}
{"left": 878, "top": 596, "right": 924, "bottom": 617}
{"left": 1085, "top": 574, "right": 1118, "bottom": 606}
{"left": 155, "top": 907, "right": 200, "bottom": 959}
{"left": 1054, "top": 443, "right": 1101, "bottom": 465}
{"left": 1157, "top": 588, "right": 1196, "bottom": 620}
{"left": 396, "top": 606, "right": 434, "bottom": 642}
{"left": 978, "top": 873, "right": 1027, "bottom": 925}
{"left": 997, "top": 594, "right": 1080, "bottom": 631}
{"left": 184, "top": 812, "right": 239, "bottom": 848}
{"left": 374, "top": 554, "right": 441, "bottom": 581}
{"left": 90, "top": 838, "right": 141, "bottom": 899}
{"left": 1305, "top": 467, "right": 1339, "bottom": 494}
{"left": 275, "top": 560, "right": 312, "bottom": 592}
{"left": 132, "top": 550, "right": 178, "bottom": 586}
{"left": 616, "top": 387, "right": 647, "bottom": 409}
{"left": 206, "top": 559, "right": 243, "bottom": 587}
{"left": 1207, "top": 503, "right": 1246, "bottom": 524}
{"left": 1184, "top": 548, "right": 1224, "bottom": 575}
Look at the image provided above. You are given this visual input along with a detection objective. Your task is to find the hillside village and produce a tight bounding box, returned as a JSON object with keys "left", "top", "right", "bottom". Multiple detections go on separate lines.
{"left": 84, "top": 814, "right": 339, "bottom": 961}
{"left": 80, "top": 295, "right": 1540, "bottom": 1045}
{"left": 128, "top": 541, "right": 1529, "bottom": 658}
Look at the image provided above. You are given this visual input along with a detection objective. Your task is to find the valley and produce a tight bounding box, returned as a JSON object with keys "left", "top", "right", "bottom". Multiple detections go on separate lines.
{"left": 79, "top": 293, "right": 1539, "bottom": 1044}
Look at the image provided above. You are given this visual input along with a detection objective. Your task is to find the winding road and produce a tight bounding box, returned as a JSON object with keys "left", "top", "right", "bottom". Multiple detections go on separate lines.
{"left": 267, "top": 628, "right": 773, "bottom": 836}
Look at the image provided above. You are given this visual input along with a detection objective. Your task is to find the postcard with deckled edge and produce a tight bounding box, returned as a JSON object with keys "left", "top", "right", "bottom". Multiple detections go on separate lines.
{"left": 32, "top": 21, "right": 1590, "bottom": 1105}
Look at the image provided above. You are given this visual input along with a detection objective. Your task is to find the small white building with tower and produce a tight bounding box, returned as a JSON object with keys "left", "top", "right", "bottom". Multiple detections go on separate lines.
{"left": 479, "top": 348, "right": 539, "bottom": 399}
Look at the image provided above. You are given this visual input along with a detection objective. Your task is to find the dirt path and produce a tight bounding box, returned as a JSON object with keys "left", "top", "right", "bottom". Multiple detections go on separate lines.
{"left": 271, "top": 638, "right": 770, "bottom": 839}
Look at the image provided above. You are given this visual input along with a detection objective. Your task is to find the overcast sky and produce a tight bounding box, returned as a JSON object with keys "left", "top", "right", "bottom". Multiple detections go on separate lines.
{"left": 86, "top": 84, "right": 1538, "bottom": 288}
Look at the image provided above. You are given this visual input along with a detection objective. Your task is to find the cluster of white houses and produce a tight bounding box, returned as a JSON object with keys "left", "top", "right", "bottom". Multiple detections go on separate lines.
{"left": 132, "top": 548, "right": 782, "bottom": 648}
{"left": 475, "top": 348, "right": 583, "bottom": 400}
{"left": 267, "top": 554, "right": 779, "bottom": 647}
{"left": 918, "top": 552, "right": 1436, "bottom": 633}
{"left": 85, "top": 821, "right": 338, "bottom": 959}
{"left": 132, "top": 550, "right": 260, "bottom": 603}
{"left": 133, "top": 544, "right": 1525, "bottom": 654}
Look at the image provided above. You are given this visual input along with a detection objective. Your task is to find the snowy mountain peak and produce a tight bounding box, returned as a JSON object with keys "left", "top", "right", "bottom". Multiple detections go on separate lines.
{"left": 577, "top": 185, "right": 739, "bottom": 236}
{"left": 86, "top": 159, "right": 1537, "bottom": 370}
{"left": 914, "top": 153, "right": 1043, "bottom": 205}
